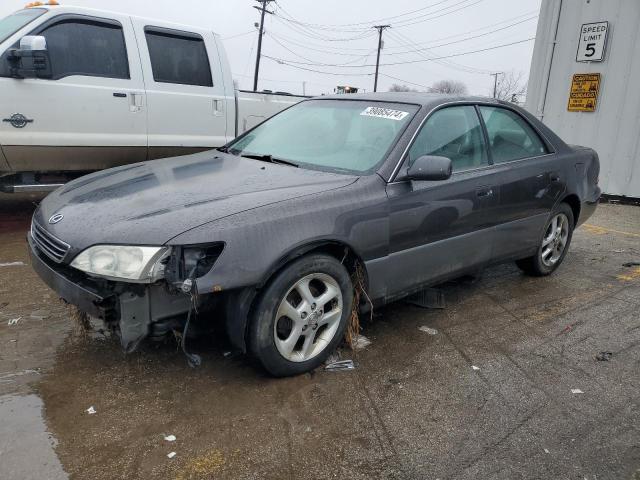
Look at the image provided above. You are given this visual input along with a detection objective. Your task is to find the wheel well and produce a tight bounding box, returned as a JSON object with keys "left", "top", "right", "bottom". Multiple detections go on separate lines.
{"left": 260, "top": 241, "right": 368, "bottom": 291}
{"left": 561, "top": 194, "right": 581, "bottom": 224}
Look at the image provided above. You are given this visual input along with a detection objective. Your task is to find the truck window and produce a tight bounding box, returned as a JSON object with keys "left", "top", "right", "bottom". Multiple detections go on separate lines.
{"left": 41, "top": 19, "right": 129, "bottom": 80}
{"left": 0, "top": 8, "right": 46, "bottom": 44}
{"left": 144, "top": 28, "right": 213, "bottom": 87}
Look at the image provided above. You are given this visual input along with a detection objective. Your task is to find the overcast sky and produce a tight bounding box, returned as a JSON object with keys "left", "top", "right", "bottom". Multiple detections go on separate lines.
{"left": 1, "top": 0, "right": 541, "bottom": 96}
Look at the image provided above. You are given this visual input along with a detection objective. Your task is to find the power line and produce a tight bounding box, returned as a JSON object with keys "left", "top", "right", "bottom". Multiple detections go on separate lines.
{"left": 264, "top": 37, "right": 536, "bottom": 69}
{"left": 264, "top": 10, "right": 538, "bottom": 54}
{"left": 222, "top": 30, "right": 256, "bottom": 40}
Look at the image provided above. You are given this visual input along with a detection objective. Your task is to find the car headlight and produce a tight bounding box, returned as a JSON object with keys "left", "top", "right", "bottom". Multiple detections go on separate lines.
{"left": 70, "top": 245, "right": 170, "bottom": 283}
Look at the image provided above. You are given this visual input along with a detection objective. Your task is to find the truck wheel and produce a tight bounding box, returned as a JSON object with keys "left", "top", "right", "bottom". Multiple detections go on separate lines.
{"left": 516, "top": 202, "right": 574, "bottom": 276}
{"left": 249, "top": 254, "right": 353, "bottom": 377}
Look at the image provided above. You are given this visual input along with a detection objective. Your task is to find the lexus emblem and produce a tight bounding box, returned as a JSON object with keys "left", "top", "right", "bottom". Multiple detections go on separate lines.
{"left": 2, "top": 113, "right": 34, "bottom": 129}
{"left": 48, "top": 213, "right": 64, "bottom": 224}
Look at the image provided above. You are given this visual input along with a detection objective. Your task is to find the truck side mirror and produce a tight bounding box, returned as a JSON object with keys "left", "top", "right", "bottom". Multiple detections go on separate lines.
{"left": 406, "top": 155, "right": 453, "bottom": 181}
{"left": 8, "top": 35, "right": 52, "bottom": 79}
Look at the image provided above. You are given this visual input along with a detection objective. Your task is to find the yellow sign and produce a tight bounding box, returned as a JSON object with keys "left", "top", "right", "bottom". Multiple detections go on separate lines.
{"left": 568, "top": 73, "right": 601, "bottom": 112}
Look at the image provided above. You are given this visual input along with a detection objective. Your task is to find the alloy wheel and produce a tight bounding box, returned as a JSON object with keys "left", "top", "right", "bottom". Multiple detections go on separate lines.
{"left": 273, "top": 273, "right": 343, "bottom": 362}
{"left": 540, "top": 213, "right": 570, "bottom": 267}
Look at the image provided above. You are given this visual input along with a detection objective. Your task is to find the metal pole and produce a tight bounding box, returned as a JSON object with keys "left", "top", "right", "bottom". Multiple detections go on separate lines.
{"left": 490, "top": 72, "right": 503, "bottom": 98}
{"left": 373, "top": 25, "right": 390, "bottom": 93}
{"left": 253, "top": 0, "right": 272, "bottom": 92}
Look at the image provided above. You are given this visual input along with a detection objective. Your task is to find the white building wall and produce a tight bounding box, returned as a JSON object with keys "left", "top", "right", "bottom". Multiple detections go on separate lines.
{"left": 526, "top": 0, "right": 640, "bottom": 198}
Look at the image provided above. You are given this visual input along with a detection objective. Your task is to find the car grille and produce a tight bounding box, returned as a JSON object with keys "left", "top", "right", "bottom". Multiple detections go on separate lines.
{"left": 31, "top": 220, "right": 71, "bottom": 263}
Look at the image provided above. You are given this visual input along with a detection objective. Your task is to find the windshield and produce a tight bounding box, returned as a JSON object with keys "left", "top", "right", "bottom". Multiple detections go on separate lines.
{"left": 0, "top": 9, "right": 45, "bottom": 45}
{"left": 227, "top": 100, "right": 419, "bottom": 174}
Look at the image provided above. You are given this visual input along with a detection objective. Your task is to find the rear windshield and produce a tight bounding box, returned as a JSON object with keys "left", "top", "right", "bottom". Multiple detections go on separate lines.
{"left": 227, "top": 100, "right": 419, "bottom": 174}
{"left": 0, "top": 9, "right": 46, "bottom": 44}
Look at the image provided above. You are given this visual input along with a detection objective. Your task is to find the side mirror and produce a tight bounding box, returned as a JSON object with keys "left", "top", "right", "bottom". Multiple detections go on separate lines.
{"left": 8, "top": 35, "right": 51, "bottom": 79}
{"left": 407, "top": 155, "right": 452, "bottom": 181}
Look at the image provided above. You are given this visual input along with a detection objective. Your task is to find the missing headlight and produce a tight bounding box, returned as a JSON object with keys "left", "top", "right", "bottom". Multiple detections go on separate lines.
{"left": 165, "top": 243, "right": 225, "bottom": 286}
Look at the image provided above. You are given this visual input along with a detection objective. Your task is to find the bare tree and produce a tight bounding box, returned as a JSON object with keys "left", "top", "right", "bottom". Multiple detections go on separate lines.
{"left": 428, "top": 80, "right": 468, "bottom": 95}
{"left": 493, "top": 71, "right": 528, "bottom": 103}
{"left": 388, "top": 83, "right": 419, "bottom": 92}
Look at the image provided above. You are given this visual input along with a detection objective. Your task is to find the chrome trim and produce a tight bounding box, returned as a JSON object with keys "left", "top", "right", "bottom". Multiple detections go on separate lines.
{"left": 30, "top": 220, "right": 71, "bottom": 263}
{"left": 388, "top": 100, "right": 558, "bottom": 182}
{"left": 14, "top": 183, "right": 63, "bottom": 193}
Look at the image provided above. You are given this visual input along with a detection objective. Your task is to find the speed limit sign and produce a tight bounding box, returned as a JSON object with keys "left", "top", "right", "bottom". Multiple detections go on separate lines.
{"left": 576, "top": 21, "right": 608, "bottom": 62}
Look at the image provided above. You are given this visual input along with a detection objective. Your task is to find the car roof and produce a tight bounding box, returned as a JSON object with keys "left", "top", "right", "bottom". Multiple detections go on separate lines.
{"left": 312, "top": 92, "right": 507, "bottom": 108}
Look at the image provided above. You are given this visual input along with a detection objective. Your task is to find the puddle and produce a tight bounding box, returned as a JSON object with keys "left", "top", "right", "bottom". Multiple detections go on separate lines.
{"left": 0, "top": 394, "right": 67, "bottom": 480}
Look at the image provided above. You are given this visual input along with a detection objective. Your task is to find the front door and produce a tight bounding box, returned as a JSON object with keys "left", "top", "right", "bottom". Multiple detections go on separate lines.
{"left": 377, "top": 105, "right": 501, "bottom": 300}
{"left": 0, "top": 13, "right": 147, "bottom": 172}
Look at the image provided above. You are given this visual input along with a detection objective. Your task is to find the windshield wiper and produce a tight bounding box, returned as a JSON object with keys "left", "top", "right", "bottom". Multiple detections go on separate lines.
{"left": 240, "top": 154, "right": 299, "bottom": 168}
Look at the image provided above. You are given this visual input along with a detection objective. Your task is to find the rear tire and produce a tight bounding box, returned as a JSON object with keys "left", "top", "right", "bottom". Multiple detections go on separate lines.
{"left": 516, "top": 202, "right": 574, "bottom": 276}
{"left": 248, "top": 254, "right": 353, "bottom": 377}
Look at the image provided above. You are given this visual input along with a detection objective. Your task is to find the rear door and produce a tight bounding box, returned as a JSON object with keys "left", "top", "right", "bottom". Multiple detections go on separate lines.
{"left": 381, "top": 105, "right": 502, "bottom": 299}
{"left": 477, "top": 105, "right": 563, "bottom": 262}
{"left": 131, "top": 19, "right": 229, "bottom": 159}
{"left": 0, "top": 12, "right": 147, "bottom": 171}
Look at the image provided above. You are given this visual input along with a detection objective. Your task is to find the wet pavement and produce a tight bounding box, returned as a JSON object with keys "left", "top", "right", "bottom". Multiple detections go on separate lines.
{"left": 0, "top": 193, "right": 639, "bottom": 479}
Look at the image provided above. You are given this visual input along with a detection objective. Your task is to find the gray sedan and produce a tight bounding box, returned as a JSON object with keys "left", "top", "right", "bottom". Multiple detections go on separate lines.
{"left": 28, "top": 93, "right": 601, "bottom": 376}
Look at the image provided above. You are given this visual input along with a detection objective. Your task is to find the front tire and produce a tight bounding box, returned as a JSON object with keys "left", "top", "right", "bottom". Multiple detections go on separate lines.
{"left": 249, "top": 254, "right": 353, "bottom": 377}
{"left": 516, "top": 202, "right": 574, "bottom": 276}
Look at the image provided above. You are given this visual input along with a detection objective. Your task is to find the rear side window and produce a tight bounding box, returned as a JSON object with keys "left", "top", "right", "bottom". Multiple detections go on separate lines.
{"left": 479, "top": 106, "right": 547, "bottom": 163}
{"left": 409, "top": 105, "right": 488, "bottom": 172}
{"left": 41, "top": 19, "right": 129, "bottom": 79}
{"left": 145, "top": 28, "right": 213, "bottom": 87}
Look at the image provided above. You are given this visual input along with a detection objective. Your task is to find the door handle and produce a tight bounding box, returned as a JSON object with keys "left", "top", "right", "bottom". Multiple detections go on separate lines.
{"left": 212, "top": 99, "right": 224, "bottom": 116}
{"left": 129, "top": 93, "right": 144, "bottom": 113}
{"left": 476, "top": 187, "right": 494, "bottom": 198}
{"left": 113, "top": 92, "right": 127, "bottom": 98}
{"left": 550, "top": 173, "right": 561, "bottom": 183}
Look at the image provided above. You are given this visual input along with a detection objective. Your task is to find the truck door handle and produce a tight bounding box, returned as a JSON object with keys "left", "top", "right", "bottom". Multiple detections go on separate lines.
{"left": 113, "top": 92, "right": 127, "bottom": 98}
{"left": 129, "top": 93, "right": 144, "bottom": 113}
{"left": 476, "top": 187, "right": 494, "bottom": 198}
{"left": 213, "top": 99, "right": 224, "bottom": 116}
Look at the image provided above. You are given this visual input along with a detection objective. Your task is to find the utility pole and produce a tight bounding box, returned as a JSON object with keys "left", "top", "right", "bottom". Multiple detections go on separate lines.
{"left": 253, "top": 0, "right": 274, "bottom": 92}
{"left": 302, "top": 81, "right": 306, "bottom": 96}
{"left": 373, "top": 25, "right": 390, "bottom": 93}
{"left": 490, "top": 72, "right": 503, "bottom": 98}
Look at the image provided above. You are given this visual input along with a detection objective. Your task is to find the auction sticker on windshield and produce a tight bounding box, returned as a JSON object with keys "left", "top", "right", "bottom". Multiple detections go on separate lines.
{"left": 361, "top": 107, "right": 409, "bottom": 121}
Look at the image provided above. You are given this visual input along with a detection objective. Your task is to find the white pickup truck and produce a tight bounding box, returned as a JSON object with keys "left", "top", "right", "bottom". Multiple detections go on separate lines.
{"left": 0, "top": 3, "right": 305, "bottom": 192}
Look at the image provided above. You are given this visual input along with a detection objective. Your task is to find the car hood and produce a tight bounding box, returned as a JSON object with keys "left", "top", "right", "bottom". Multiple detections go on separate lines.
{"left": 34, "top": 151, "right": 357, "bottom": 254}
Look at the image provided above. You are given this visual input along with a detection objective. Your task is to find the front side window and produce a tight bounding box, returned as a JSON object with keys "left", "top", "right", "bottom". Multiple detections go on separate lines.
{"left": 41, "top": 19, "right": 129, "bottom": 79}
{"left": 227, "top": 100, "right": 419, "bottom": 174}
{"left": 145, "top": 28, "right": 213, "bottom": 87}
{"left": 0, "top": 8, "right": 45, "bottom": 44}
{"left": 409, "top": 105, "right": 487, "bottom": 172}
{"left": 479, "top": 106, "right": 547, "bottom": 163}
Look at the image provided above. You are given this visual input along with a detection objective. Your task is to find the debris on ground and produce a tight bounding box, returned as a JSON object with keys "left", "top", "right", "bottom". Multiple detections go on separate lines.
{"left": 325, "top": 351, "right": 341, "bottom": 365}
{"left": 622, "top": 262, "right": 640, "bottom": 267}
{"left": 164, "top": 434, "right": 176, "bottom": 442}
{"left": 167, "top": 452, "right": 177, "bottom": 459}
{"left": 571, "top": 389, "right": 584, "bottom": 394}
{"left": 595, "top": 351, "right": 613, "bottom": 361}
{"left": 544, "top": 448, "right": 550, "bottom": 454}
{"left": 0, "top": 261, "right": 25, "bottom": 267}
{"left": 405, "top": 288, "right": 446, "bottom": 309}
{"left": 86, "top": 406, "right": 96, "bottom": 414}
{"left": 418, "top": 326, "right": 438, "bottom": 335}
{"left": 7, "top": 317, "right": 21, "bottom": 326}
{"left": 471, "top": 365, "right": 481, "bottom": 371}
{"left": 325, "top": 359, "right": 357, "bottom": 371}
{"left": 345, "top": 261, "right": 372, "bottom": 349}
{"left": 351, "top": 334, "right": 371, "bottom": 350}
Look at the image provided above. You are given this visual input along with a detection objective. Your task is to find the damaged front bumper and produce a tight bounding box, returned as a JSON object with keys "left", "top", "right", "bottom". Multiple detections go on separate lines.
{"left": 28, "top": 234, "right": 193, "bottom": 351}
